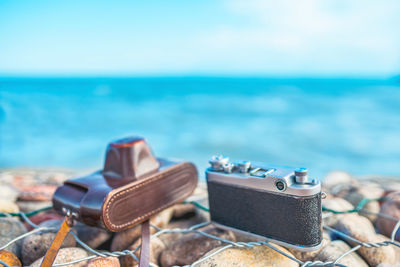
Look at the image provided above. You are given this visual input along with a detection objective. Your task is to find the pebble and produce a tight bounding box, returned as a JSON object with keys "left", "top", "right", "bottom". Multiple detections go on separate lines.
{"left": 35, "top": 170, "right": 71, "bottom": 185}
{"left": 358, "top": 234, "right": 397, "bottom": 267}
{"left": 0, "top": 217, "right": 27, "bottom": 258}
{"left": 16, "top": 201, "right": 52, "bottom": 213}
{"left": 336, "top": 183, "right": 384, "bottom": 222}
{"left": 334, "top": 213, "right": 376, "bottom": 241}
{"left": 0, "top": 250, "right": 22, "bottom": 267}
{"left": 30, "top": 247, "right": 88, "bottom": 267}
{"left": 10, "top": 173, "right": 36, "bottom": 189}
{"left": 322, "top": 171, "right": 355, "bottom": 190}
{"left": 111, "top": 224, "right": 152, "bottom": 252}
{"left": 21, "top": 220, "right": 76, "bottom": 266}
{"left": 315, "top": 240, "right": 368, "bottom": 267}
{"left": 0, "top": 200, "right": 20, "bottom": 213}
{"left": 18, "top": 185, "right": 57, "bottom": 201}
{"left": 24, "top": 212, "right": 64, "bottom": 231}
{"left": 376, "top": 192, "right": 400, "bottom": 241}
{"left": 87, "top": 256, "right": 120, "bottom": 267}
{"left": 159, "top": 226, "right": 236, "bottom": 267}
{"left": 151, "top": 207, "right": 174, "bottom": 229}
{"left": 376, "top": 178, "right": 400, "bottom": 194}
{"left": 287, "top": 232, "right": 331, "bottom": 262}
{"left": 0, "top": 172, "right": 16, "bottom": 185}
{"left": 111, "top": 207, "right": 173, "bottom": 251}
{"left": 74, "top": 223, "right": 111, "bottom": 249}
{"left": 322, "top": 197, "right": 354, "bottom": 227}
{"left": 196, "top": 243, "right": 298, "bottom": 267}
{"left": 334, "top": 214, "right": 396, "bottom": 266}
{"left": 193, "top": 199, "right": 210, "bottom": 222}
{"left": 0, "top": 185, "right": 19, "bottom": 202}
{"left": 158, "top": 217, "right": 206, "bottom": 248}
{"left": 172, "top": 203, "right": 196, "bottom": 219}
{"left": 120, "top": 236, "right": 165, "bottom": 267}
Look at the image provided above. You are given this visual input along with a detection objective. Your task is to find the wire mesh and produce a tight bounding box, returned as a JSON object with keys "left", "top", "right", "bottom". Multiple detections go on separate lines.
{"left": 0, "top": 198, "right": 399, "bottom": 267}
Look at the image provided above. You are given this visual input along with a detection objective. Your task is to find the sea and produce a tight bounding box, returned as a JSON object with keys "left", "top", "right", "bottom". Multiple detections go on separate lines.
{"left": 1, "top": 77, "right": 400, "bottom": 180}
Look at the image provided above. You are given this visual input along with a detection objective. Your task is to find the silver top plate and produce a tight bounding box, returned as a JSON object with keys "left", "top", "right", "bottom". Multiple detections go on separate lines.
{"left": 206, "top": 158, "right": 321, "bottom": 197}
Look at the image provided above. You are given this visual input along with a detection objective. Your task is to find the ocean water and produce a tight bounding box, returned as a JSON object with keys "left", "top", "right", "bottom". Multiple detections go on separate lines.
{"left": 1, "top": 77, "right": 400, "bottom": 179}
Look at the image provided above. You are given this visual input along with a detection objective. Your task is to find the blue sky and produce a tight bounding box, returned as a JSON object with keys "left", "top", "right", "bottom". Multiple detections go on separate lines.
{"left": 0, "top": 0, "right": 399, "bottom": 77}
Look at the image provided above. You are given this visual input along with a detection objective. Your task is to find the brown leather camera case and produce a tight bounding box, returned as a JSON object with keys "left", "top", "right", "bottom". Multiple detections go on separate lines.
{"left": 52, "top": 137, "right": 198, "bottom": 232}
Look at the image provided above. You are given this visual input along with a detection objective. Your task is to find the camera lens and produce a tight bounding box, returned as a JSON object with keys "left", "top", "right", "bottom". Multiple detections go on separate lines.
{"left": 275, "top": 180, "right": 286, "bottom": 191}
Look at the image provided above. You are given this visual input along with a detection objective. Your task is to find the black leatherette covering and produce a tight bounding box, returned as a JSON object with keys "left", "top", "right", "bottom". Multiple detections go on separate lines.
{"left": 207, "top": 180, "right": 322, "bottom": 247}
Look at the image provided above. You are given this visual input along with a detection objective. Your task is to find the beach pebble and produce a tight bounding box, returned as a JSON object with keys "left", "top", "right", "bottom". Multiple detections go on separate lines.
{"left": 172, "top": 203, "right": 196, "bottom": 219}
{"left": 151, "top": 207, "right": 174, "bottom": 229}
{"left": 35, "top": 171, "right": 70, "bottom": 185}
{"left": 111, "top": 224, "right": 144, "bottom": 252}
{"left": 322, "top": 197, "right": 354, "bottom": 227}
{"left": 0, "top": 250, "right": 22, "bottom": 267}
{"left": 30, "top": 247, "right": 88, "bottom": 267}
{"left": 16, "top": 201, "right": 52, "bottom": 213}
{"left": 336, "top": 183, "right": 384, "bottom": 222}
{"left": 111, "top": 208, "right": 173, "bottom": 251}
{"left": 21, "top": 220, "right": 76, "bottom": 266}
{"left": 159, "top": 226, "right": 235, "bottom": 267}
{"left": 0, "top": 200, "right": 20, "bottom": 213}
{"left": 24, "top": 212, "right": 63, "bottom": 231}
{"left": 0, "top": 217, "right": 27, "bottom": 257}
{"left": 315, "top": 240, "right": 368, "bottom": 267}
{"left": 334, "top": 214, "right": 376, "bottom": 242}
{"left": 376, "top": 192, "right": 400, "bottom": 241}
{"left": 10, "top": 173, "right": 36, "bottom": 189}
{"left": 334, "top": 214, "right": 396, "bottom": 266}
{"left": 287, "top": 232, "right": 331, "bottom": 262}
{"left": 0, "top": 172, "right": 15, "bottom": 186}
{"left": 74, "top": 223, "right": 111, "bottom": 249}
{"left": 378, "top": 179, "right": 400, "bottom": 194}
{"left": 323, "top": 171, "right": 355, "bottom": 190}
{"left": 358, "top": 234, "right": 396, "bottom": 267}
{"left": 0, "top": 185, "right": 19, "bottom": 202}
{"left": 158, "top": 217, "right": 206, "bottom": 247}
{"left": 120, "top": 236, "right": 165, "bottom": 267}
{"left": 87, "top": 256, "right": 120, "bottom": 267}
{"left": 196, "top": 243, "right": 298, "bottom": 267}
{"left": 18, "top": 185, "right": 57, "bottom": 201}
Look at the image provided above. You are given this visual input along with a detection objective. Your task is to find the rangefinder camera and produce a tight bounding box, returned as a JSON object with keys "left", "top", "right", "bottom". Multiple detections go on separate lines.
{"left": 206, "top": 155, "right": 322, "bottom": 251}
{"left": 53, "top": 136, "right": 198, "bottom": 232}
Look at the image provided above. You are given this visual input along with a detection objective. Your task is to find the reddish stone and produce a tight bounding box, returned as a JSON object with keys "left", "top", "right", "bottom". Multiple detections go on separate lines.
{"left": 18, "top": 185, "right": 57, "bottom": 201}
{"left": 87, "top": 256, "right": 120, "bottom": 267}
{"left": 24, "top": 212, "right": 63, "bottom": 231}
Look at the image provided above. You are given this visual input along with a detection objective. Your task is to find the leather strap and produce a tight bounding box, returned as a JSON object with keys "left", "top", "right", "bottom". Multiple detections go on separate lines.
{"left": 139, "top": 220, "right": 150, "bottom": 267}
{"left": 40, "top": 217, "right": 72, "bottom": 267}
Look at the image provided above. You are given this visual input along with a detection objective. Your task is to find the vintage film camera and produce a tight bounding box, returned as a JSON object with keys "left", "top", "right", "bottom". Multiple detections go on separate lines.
{"left": 52, "top": 136, "right": 198, "bottom": 232}
{"left": 206, "top": 155, "right": 322, "bottom": 251}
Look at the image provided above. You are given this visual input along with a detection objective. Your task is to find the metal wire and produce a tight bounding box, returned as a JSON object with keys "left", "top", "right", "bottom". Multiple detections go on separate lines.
{"left": 1, "top": 199, "right": 400, "bottom": 267}
{"left": 0, "top": 259, "right": 10, "bottom": 267}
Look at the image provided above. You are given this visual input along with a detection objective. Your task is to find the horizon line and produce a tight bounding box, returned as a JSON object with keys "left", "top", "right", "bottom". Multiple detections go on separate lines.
{"left": 0, "top": 74, "right": 399, "bottom": 80}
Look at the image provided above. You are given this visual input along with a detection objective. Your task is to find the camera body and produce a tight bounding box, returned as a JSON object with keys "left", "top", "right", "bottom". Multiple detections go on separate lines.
{"left": 206, "top": 155, "right": 322, "bottom": 251}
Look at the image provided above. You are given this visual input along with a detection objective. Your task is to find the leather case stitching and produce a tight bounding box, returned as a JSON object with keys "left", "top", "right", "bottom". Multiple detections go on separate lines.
{"left": 103, "top": 164, "right": 195, "bottom": 231}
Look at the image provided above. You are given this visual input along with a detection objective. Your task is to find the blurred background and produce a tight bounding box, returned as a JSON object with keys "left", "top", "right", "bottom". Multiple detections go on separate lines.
{"left": 0, "top": 0, "right": 399, "bottom": 179}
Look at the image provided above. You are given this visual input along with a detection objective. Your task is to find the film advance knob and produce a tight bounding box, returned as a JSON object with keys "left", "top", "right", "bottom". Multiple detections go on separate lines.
{"left": 295, "top": 168, "right": 309, "bottom": 184}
